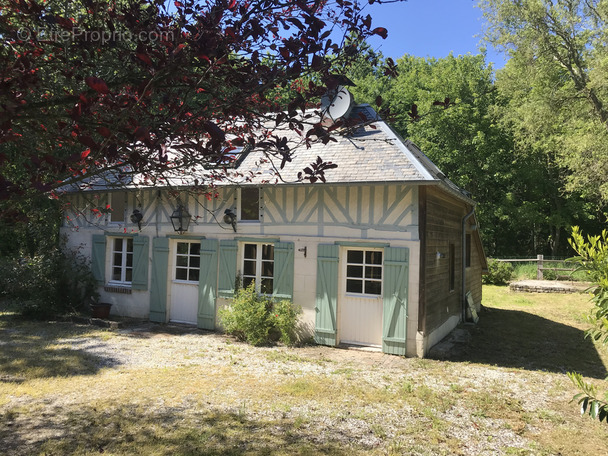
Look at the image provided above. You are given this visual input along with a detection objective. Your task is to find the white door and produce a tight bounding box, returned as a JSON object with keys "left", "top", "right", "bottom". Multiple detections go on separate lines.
{"left": 170, "top": 240, "right": 201, "bottom": 324}
{"left": 339, "top": 248, "right": 384, "bottom": 347}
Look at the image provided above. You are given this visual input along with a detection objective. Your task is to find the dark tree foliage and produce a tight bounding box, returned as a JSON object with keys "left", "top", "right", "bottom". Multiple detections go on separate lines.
{"left": 0, "top": 0, "right": 395, "bottom": 223}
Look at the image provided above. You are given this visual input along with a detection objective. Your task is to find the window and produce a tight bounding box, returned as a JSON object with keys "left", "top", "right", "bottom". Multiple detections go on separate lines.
{"left": 240, "top": 188, "right": 260, "bottom": 221}
{"left": 346, "top": 249, "right": 383, "bottom": 296}
{"left": 206, "top": 144, "right": 252, "bottom": 169}
{"left": 242, "top": 243, "right": 274, "bottom": 294}
{"left": 449, "top": 243, "right": 455, "bottom": 291}
{"left": 175, "top": 241, "right": 201, "bottom": 282}
{"left": 465, "top": 234, "right": 471, "bottom": 268}
{"left": 111, "top": 237, "right": 133, "bottom": 284}
{"left": 110, "top": 192, "right": 126, "bottom": 222}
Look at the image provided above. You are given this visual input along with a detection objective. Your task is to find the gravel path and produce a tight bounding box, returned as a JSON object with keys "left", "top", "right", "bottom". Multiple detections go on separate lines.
{"left": 1, "top": 321, "right": 600, "bottom": 455}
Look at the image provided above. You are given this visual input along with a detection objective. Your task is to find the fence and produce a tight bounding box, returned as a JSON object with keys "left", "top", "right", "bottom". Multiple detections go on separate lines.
{"left": 495, "top": 255, "right": 576, "bottom": 280}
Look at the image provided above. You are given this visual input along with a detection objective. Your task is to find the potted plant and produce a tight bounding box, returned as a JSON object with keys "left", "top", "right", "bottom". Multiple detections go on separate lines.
{"left": 90, "top": 299, "right": 112, "bottom": 319}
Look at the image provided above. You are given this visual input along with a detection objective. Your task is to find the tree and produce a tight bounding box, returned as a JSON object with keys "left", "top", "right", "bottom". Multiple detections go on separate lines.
{"left": 479, "top": 0, "right": 608, "bottom": 206}
{"left": 350, "top": 52, "right": 551, "bottom": 256}
{"left": 0, "top": 0, "right": 394, "bottom": 220}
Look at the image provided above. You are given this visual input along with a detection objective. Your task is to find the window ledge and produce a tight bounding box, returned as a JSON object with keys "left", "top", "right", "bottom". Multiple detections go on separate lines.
{"left": 104, "top": 285, "right": 132, "bottom": 294}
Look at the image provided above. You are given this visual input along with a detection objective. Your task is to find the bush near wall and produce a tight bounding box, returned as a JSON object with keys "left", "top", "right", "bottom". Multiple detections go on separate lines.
{"left": 482, "top": 259, "right": 514, "bottom": 285}
{"left": 0, "top": 240, "right": 99, "bottom": 318}
{"left": 219, "top": 282, "right": 302, "bottom": 347}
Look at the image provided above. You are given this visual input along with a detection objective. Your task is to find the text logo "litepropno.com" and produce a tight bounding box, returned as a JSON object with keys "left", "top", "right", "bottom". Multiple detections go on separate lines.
{"left": 17, "top": 27, "right": 173, "bottom": 45}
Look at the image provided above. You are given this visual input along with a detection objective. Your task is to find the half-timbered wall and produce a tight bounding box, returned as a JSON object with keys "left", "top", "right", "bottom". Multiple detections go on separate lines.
{"left": 61, "top": 183, "right": 423, "bottom": 355}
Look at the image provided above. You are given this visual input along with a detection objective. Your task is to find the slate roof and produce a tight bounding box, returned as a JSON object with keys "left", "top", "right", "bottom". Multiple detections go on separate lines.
{"left": 61, "top": 104, "right": 474, "bottom": 205}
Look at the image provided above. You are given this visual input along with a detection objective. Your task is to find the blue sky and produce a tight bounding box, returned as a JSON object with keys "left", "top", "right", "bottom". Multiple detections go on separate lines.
{"left": 361, "top": 0, "right": 506, "bottom": 69}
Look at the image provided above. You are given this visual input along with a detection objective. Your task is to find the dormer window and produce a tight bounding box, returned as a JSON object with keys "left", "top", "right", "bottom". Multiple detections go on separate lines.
{"left": 206, "top": 144, "right": 252, "bottom": 169}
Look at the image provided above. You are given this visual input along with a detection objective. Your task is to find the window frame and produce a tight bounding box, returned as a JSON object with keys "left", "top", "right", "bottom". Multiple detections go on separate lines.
{"left": 240, "top": 242, "right": 274, "bottom": 295}
{"left": 449, "top": 243, "right": 456, "bottom": 292}
{"left": 109, "top": 237, "right": 134, "bottom": 286}
{"left": 238, "top": 187, "right": 260, "bottom": 222}
{"left": 344, "top": 248, "right": 384, "bottom": 298}
{"left": 109, "top": 191, "right": 127, "bottom": 223}
{"left": 173, "top": 240, "right": 202, "bottom": 283}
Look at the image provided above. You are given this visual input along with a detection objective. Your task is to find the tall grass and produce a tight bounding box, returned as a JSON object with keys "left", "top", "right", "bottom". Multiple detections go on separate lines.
{"left": 509, "top": 261, "right": 589, "bottom": 281}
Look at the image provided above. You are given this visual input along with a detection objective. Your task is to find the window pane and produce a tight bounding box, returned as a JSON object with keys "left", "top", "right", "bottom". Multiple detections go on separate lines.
{"left": 241, "top": 189, "right": 259, "bottom": 220}
{"left": 190, "top": 243, "right": 200, "bottom": 256}
{"left": 112, "top": 268, "right": 122, "bottom": 281}
{"left": 125, "top": 268, "right": 133, "bottom": 282}
{"left": 177, "top": 242, "right": 188, "bottom": 254}
{"left": 244, "top": 244, "right": 257, "bottom": 259}
{"left": 365, "top": 266, "right": 382, "bottom": 280}
{"left": 126, "top": 253, "right": 133, "bottom": 268}
{"left": 126, "top": 238, "right": 133, "bottom": 252}
{"left": 243, "top": 276, "right": 254, "bottom": 289}
{"left": 365, "top": 281, "right": 381, "bottom": 295}
{"left": 346, "top": 279, "right": 363, "bottom": 293}
{"left": 347, "top": 265, "right": 363, "bottom": 278}
{"left": 189, "top": 269, "right": 200, "bottom": 282}
{"left": 366, "top": 251, "right": 382, "bottom": 265}
{"left": 243, "top": 260, "right": 256, "bottom": 276}
{"left": 176, "top": 255, "right": 188, "bottom": 267}
{"left": 261, "top": 278, "right": 273, "bottom": 294}
{"left": 113, "top": 253, "right": 122, "bottom": 267}
{"left": 347, "top": 250, "right": 363, "bottom": 264}
{"left": 261, "top": 261, "right": 273, "bottom": 277}
{"left": 176, "top": 268, "right": 188, "bottom": 280}
{"left": 190, "top": 256, "right": 200, "bottom": 268}
{"left": 261, "top": 244, "right": 274, "bottom": 261}
{"left": 111, "top": 192, "right": 126, "bottom": 222}
{"left": 114, "top": 238, "right": 123, "bottom": 251}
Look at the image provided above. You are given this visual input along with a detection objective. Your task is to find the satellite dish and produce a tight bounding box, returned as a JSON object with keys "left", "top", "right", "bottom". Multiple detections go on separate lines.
{"left": 321, "top": 86, "right": 354, "bottom": 123}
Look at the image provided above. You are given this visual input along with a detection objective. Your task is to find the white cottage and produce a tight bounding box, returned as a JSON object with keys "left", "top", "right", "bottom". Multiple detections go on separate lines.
{"left": 61, "top": 105, "right": 487, "bottom": 357}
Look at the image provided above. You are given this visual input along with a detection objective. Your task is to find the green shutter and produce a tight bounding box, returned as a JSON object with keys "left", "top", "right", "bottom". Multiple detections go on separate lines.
{"left": 382, "top": 247, "right": 409, "bottom": 355}
{"left": 91, "top": 234, "right": 106, "bottom": 284}
{"left": 198, "top": 239, "right": 218, "bottom": 330}
{"left": 315, "top": 244, "right": 339, "bottom": 346}
{"left": 150, "top": 237, "right": 169, "bottom": 323}
{"left": 273, "top": 242, "right": 294, "bottom": 300}
{"left": 218, "top": 239, "right": 238, "bottom": 298}
{"left": 132, "top": 236, "right": 149, "bottom": 290}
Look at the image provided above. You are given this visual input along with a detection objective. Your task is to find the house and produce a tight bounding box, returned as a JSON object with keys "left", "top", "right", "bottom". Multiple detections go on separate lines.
{"left": 60, "top": 103, "right": 487, "bottom": 357}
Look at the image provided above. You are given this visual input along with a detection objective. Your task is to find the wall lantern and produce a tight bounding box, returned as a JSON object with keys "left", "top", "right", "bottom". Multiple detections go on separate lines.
{"left": 170, "top": 205, "right": 191, "bottom": 234}
{"left": 223, "top": 208, "right": 237, "bottom": 232}
{"left": 130, "top": 209, "right": 143, "bottom": 230}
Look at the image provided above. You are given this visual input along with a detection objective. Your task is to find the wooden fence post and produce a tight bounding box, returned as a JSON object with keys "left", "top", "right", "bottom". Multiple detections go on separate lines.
{"left": 537, "top": 254, "right": 544, "bottom": 280}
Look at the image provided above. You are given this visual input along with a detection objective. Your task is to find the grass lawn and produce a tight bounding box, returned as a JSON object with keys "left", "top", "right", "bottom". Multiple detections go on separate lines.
{"left": 1, "top": 287, "right": 607, "bottom": 455}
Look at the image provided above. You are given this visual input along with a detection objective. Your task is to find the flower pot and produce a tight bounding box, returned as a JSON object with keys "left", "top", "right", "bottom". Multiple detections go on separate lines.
{"left": 90, "top": 302, "right": 112, "bottom": 319}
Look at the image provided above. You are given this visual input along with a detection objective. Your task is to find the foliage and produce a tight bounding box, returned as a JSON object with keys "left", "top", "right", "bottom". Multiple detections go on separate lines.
{"left": 569, "top": 372, "right": 608, "bottom": 423}
{"left": 479, "top": 0, "right": 608, "bottom": 232}
{"left": 568, "top": 227, "right": 608, "bottom": 345}
{"left": 482, "top": 259, "right": 513, "bottom": 285}
{"left": 219, "top": 281, "right": 301, "bottom": 346}
{"left": 0, "top": 0, "right": 394, "bottom": 219}
{"left": 567, "top": 226, "right": 608, "bottom": 423}
{"left": 0, "top": 239, "right": 99, "bottom": 318}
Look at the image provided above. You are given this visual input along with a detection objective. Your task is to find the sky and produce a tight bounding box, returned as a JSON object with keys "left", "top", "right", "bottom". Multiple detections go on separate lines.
{"left": 361, "top": 0, "right": 507, "bottom": 69}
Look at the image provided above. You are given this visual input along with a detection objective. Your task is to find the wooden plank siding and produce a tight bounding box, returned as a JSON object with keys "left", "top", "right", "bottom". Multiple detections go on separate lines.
{"left": 422, "top": 186, "right": 472, "bottom": 333}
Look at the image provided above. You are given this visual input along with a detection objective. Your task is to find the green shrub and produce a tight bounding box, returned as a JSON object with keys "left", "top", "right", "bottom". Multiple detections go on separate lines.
{"left": 0, "top": 239, "right": 99, "bottom": 319}
{"left": 219, "top": 282, "right": 302, "bottom": 346}
{"left": 483, "top": 259, "right": 513, "bottom": 285}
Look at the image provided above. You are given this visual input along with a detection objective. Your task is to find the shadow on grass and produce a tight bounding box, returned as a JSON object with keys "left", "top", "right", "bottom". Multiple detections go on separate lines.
{"left": 446, "top": 307, "right": 607, "bottom": 379}
{"left": 2, "top": 403, "right": 357, "bottom": 456}
{"left": 0, "top": 312, "right": 122, "bottom": 380}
